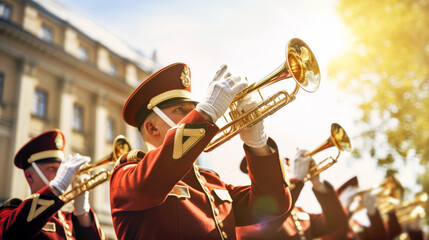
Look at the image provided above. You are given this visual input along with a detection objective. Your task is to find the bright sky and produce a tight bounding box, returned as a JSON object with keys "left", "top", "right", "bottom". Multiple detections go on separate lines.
{"left": 58, "top": 0, "right": 422, "bottom": 218}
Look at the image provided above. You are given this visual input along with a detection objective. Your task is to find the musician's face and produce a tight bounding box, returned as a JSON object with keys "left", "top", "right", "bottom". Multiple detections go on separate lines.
{"left": 142, "top": 102, "right": 196, "bottom": 148}
{"left": 38, "top": 162, "right": 61, "bottom": 180}
{"left": 25, "top": 162, "right": 61, "bottom": 193}
{"left": 157, "top": 102, "right": 196, "bottom": 134}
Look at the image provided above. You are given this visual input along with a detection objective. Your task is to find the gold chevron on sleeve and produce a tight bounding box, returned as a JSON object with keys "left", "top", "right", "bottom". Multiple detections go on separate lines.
{"left": 42, "top": 222, "right": 56, "bottom": 232}
{"left": 173, "top": 124, "right": 206, "bottom": 159}
{"left": 27, "top": 193, "right": 55, "bottom": 222}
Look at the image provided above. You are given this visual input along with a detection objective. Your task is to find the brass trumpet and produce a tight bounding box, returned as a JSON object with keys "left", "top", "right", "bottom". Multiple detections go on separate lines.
{"left": 204, "top": 38, "right": 321, "bottom": 152}
{"left": 303, "top": 123, "right": 351, "bottom": 182}
{"left": 349, "top": 175, "right": 404, "bottom": 215}
{"left": 395, "top": 192, "right": 428, "bottom": 226}
{"left": 59, "top": 135, "right": 132, "bottom": 203}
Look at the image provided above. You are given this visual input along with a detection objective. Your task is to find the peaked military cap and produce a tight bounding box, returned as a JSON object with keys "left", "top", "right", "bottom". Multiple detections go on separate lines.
{"left": 122, "top": 62, "right": 197, "bottom": 128}
{"left": 14, "top": 129, "right": 65, "bottom": 169}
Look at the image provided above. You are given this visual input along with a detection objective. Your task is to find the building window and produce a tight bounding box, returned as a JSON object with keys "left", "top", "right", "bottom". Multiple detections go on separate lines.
{"left": 73, "top": 104, "right": 83, "bottom": 132}
{"left": 32, "top": 89, "right": 47, "bottom": 118}
{"left": 40, "top": 24, "right": 53, "bottom": 42}
{"left": 0, "top": 73, "right": 3, "bottom": 101}
{"left": 0, "top": 2, "right": 11, "bottom": 20}
{"left": 108, "top": 63, "right": 117, "bottom": 76}
{"left": 106, "top": 118, "right": 114, "bottom": 142}
{"left": 77, "top": 45, "right": 89, "bottom": 61}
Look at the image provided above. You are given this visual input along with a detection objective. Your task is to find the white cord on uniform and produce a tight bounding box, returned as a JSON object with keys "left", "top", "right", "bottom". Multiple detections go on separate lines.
{"left": 153, "top": 106, "right": 177, "bottom": 128}
{"left": 31, "top": 162, "right": 50, "bottom": 186}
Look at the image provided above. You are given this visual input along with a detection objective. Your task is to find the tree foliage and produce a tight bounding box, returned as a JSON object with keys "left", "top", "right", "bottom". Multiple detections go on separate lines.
{"left": 329, "top": 0, "right": 429, "bottom": 196}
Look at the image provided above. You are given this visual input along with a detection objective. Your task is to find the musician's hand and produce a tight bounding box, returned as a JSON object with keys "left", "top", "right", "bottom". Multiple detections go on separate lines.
{"left": 289, "top": 149, "right": 312, "bottom": 181}
{"left": 50, "top": 154, "right": 90, "bottom": 194}
{"left": 363, "top": 192, "right": 377, "bottom": 216}
{"left": 309, "top": 159, "right": 328, "bottom": 192}
{"left": 72, "top": 174, "right": 91, "bottom": 216}
{"left": 236, "top": 95, "right": 268, "bottom": 148}
{"left": 196, "top": 65, "right": 248, "bottom": 123}
{"left": 339, "top": 186, "right": 359, "bottom": 209}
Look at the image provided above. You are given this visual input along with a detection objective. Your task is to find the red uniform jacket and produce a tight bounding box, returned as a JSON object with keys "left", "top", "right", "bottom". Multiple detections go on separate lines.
{"left": 358, "top": 210, "right": 389, "bottom": 240}
{"left": 109, "top": 110, "right": 291, "bottom": 240}
{"left": 387, "top": 210, "right": 424, "bottom": 240}
{"left": 387, "top": 210, "right": 402, "bottom": 239}
{"left": 322, "top": 208, "right": 389, "bottom": 240}
{"left": 0, "top": 185, "right": 104, "bottom": 240}
{"left": 406, "top": 230, "right": 425, "bottom": 240}
{"left": 237, "top": 180, "right": 348, "bottom": 240}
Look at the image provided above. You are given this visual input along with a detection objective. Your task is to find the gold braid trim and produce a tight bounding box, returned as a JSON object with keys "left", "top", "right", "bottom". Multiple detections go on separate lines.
{"left": 114, "top": 150, "right": 145, "bottom": 169}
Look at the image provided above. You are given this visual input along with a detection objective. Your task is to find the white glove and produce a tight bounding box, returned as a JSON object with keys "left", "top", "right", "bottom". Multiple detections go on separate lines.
{"left": 339, "top": 186, "right": 359, "bottom": 208}
{"left": 50, "top": 153, "right": 90, "bottom": 193}
{"left": 288, "top": 149, "right": 312, "bottom": 181}
{"left": 363, "top": 192, "right": 377, "bottom": 215}
{"left": 196, "top": 65, "right": 248, "bottom": 123}
{"left": 72, "top": 174, "right": 91, "bottom": 215}
{"left": 237, "top": 95, "right": 268, "bottom": 148}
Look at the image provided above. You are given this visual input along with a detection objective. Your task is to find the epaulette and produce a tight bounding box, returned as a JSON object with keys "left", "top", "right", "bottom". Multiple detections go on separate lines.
{"left": 114, "top": 150, "right": 146, "bottom": 169}
{"left": 198, "top": 166, "right": 220, "bottom": 177}
{"left": 0, "top": 198, "right": 22, "bottom": 210}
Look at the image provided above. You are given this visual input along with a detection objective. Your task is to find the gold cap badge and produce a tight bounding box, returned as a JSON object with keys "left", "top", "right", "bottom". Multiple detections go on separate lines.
{"left": 54, "top": 134, "right": 63, "bottom": 149}
{"left": 180, "top": 66, "right": 190, "bottom": 88}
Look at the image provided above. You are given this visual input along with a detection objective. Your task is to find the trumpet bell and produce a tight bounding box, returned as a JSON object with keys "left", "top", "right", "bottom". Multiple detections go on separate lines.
{"left": 287, "top": 38, "right": 320, "bottom": 92}
{"left": 331, "top": 123, "right": 352, "bottom": 152}
{"left": 77, "top": 135, "right": 132, "bottom": 173}
{"left": 113, "top": 135, "right": 133, "bottom": 160}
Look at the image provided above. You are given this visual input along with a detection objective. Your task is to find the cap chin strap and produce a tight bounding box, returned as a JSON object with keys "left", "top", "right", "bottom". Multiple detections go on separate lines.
{"left": 31, "top": 162, "right": 50, "bottom": 186}
{"left": 152, "top": 106, "right": 177, "bottom": 128}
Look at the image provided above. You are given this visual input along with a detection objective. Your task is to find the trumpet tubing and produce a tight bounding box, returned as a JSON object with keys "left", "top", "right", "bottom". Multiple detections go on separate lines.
{"left": 204, "top": 38, "right": 321, "bottom": 152}
{"left": 397, "top": 205, "right": 426, "bottom": 226}
{"left": 394, "top": 192, "right": 428, "bottom": 226}
{"left": 207, "top": 91, "right": 294, "bottom": 150}
{"left": 349, "top": 176, "right": 405, "bottom": 216}
{"left": 59, "top": 171, "right": 110, "bottom": 203}
{"left": 303, "top": 123, "right": 351, "bottom": 181}
{"left": 306, "top": 156, "right": 337, "bottom": 181}
{"left": 59, "top": 135, "right": 132, "bottom": 203}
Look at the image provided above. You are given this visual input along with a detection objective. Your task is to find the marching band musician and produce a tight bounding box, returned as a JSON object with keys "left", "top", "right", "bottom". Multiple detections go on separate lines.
{"left": 385, "top": 197, "right": 424, "bottom": 240}
{"left": 396, "top": 215, "right": 425, "bottom": 240}
{"left": 236, "top": 150, "right": 348, "bottom": 240}
{"left": 329, "top": 176, "right": 426, "bottom": 240}
{"left": 0, "top": 129, "right": 104, "bottom": 240}
{"left": 109, "top": 63, "right": 291, "bottom": 239}
{"left": 323, "top": 176, "right": 392, "bottom": 240}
